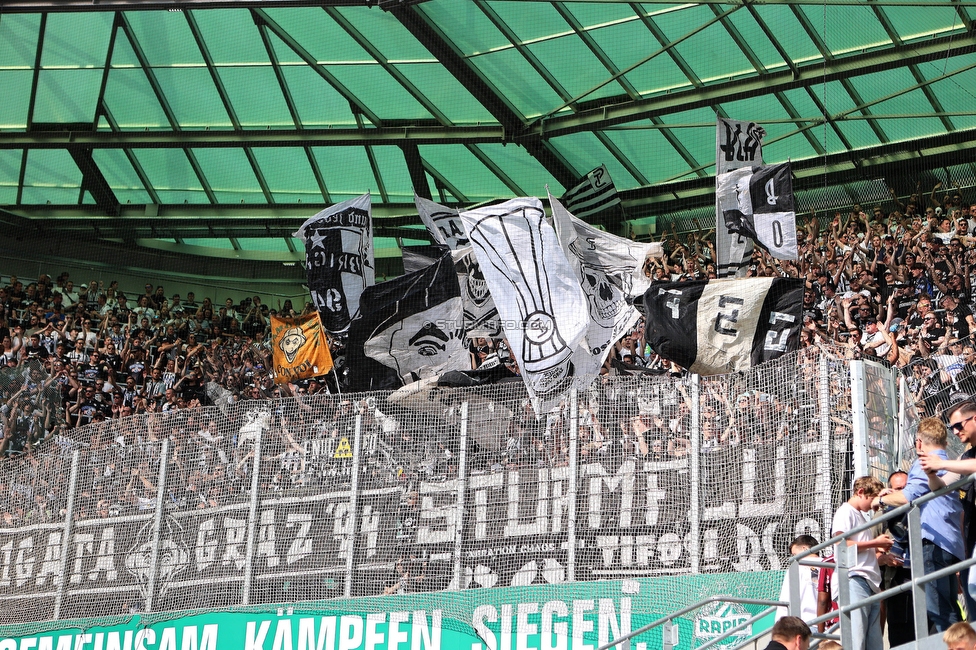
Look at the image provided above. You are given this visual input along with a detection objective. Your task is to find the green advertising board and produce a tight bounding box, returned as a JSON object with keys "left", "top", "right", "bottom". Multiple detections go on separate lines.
{"left": 0, "top": 572, "right": 780, "bottom": 650}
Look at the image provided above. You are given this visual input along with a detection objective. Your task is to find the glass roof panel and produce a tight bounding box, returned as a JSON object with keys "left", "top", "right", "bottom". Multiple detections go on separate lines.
{"left": 659, "top": 107, "right": 717, "bottom": 172}
{"left": 0, "top": 150, "right": 22, "bottom": 204}
{"left": 749, "top": 5, "right": 821, "bottom": 67}
{"left": 237, "top": 238, "right": 294, "bottom": 253}
{"left": 588, "top": 20, "right": 691, "bottom": 97}
{"left": 33, "top": 70, "right": 102, "bottom": 124}
{"left": 82, "top": 191, "right": 96, "bottom": 205}
{"left": 419, "top": 2, "right": 513, "bottom": 56}
{"left": 262, "top": 7, "right": 373, "bottom": 63}
{"left": 419, "top": 144, "right": 515, "bottom": 201}
{"left": 489, "top": 2, "right": 568, "bottom": 43}
{"left": 102, "top": 68, "right": 171, "bottom": 130}
{"left": 882, "top": 6, "right": 963, "bottom": 42}
{"left": 190, "top": 148, "right": 264, "bottom": 203}
{"left": 326, "top": 65, "right": 433, "bottom": 121}
{"left": 846, "top": 66, "right": 935, "bottom": 142}
{"left": 40, "top": 12, "right": 113, "bottom": 68}
{"left": 799, "top": 5, "right": 891, "bottom": 57}
{"left": 470, "top": 49, "right": 566, "bottom": 120}
{"left": 546, "top": 132, "right": 639, "bottom": 190}
{"left": 311, "top": 146, "right": 376, "bottom": 203}
{"left": 0, "top": 71, "right": 32, "bottom": 130}
{"left": 90, "top": 149, "right": 153, "bottom": 205}
{"left": 250, "top": 148, "right": 322, "bottom": 204}
{"left": 927, "top": 65, "right": 976, "bottom": 132}
{"left": 374, "top": 236, "right": 401, "bottom": 259}
{"left": 152, "top": 68, "right": 232, "bottom": 129}
{"left": 471, "top": 143, "right": 564, "bottom": 196}
{"left": 279, "top": 64, "right": 358, "bottom": 128}
{"left": 370, "top": 146, "right": 416, "bottom": 205}
{"left": 124, "top": 11, "right": 205, "bottom": 66}
{"left": 564, "top": 2, "right": 640, "bottom": 28}
{"left": 601, "top": 127, "right": 693, "bottom": 189}
{"left": 217, "top": 67, "right": 295, "bottom": 128}
{"left": 527, "top": 36, "right": 624, "bottom": 103}
{"left": 21, "top": 149, "right": 82, "bottom": 204}
{"left": 818, "top": 80, "right": 885, "bottom": 149}
{"left": 182, "top": 238, "right": 235, "bottom": 249}
{"left": 132, "top": 148, "right": 210, "bottom": 204}
{"left": 191, "top": 9, "right": 270, "bottom": 65}
{"left": 333, "top": 7, "right": 438, "bottom": 61}
{"left": 780, "top": 88, "right": 850, "bottom": 155}
{"left": 661, "top": 15, "right": 757, "bottom": 84}
{"left": 723, "top": 11, "right": 789, "bottom": 73}
{"left": 0, "top": 13, "right": 40, "bottom": 70}
{"left": 393, "top": 63, "right": 495, "bottom": 124}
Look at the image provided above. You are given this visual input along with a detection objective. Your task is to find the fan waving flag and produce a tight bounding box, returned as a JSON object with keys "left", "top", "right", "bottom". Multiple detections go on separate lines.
{"left": 560, "top": 165, "right": 621, "bottom": 220}
{"left": 293, "top": 193, "right": 375, "bottom": 334}
{"left": 460, "top": 197, "right": 588, "bottom": 409}
{"left": 716, "top": 117, "right": 765, "bottom": 277}
{"left": 643, "top": 277, "right": 802, "bottom": 376}
{"left": 717, "top": 162, "right": 798, "bottom": 261}
{"left": 345, "top": 252, "right": 467, "bottom": 392}
{"left": 549, "top": 192, "right": 653, "bottom": 382}
{"left": 270, "top": 312, "right": 334, "bottom": 384}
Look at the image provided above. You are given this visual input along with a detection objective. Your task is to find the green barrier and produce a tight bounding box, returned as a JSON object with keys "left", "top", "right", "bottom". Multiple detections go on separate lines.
{"left": 0, "top": 573, "right": 780, "bottom": 650}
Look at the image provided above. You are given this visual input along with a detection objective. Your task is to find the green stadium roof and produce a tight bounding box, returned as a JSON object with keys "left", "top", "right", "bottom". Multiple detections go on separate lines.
{"left": 2, "top": 0, "right": 976, "bottom": 279}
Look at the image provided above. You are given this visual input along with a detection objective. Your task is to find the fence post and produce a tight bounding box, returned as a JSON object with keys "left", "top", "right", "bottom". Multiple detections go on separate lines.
{"left": 343, "top": 413, "right": 363, "bottom": 598}
{"left": 689, "top": 374, "right": 701, "bottom": 573}
{"left": 835, "top": 538, "right": 854, "bottom": 650}
{"left": 52, "top": 450, "right": 81, "bottom": 620}
{"left": 818, "top": 356, "right": 834, "bottom": 532}
{"left": 567, "top": 388, "right": 579, "bottom": 583}
{"left": 849, "top": 360, "right": 869, "bottom": 476}
{"left": 241, "top": 422, "right": 264, "bottom": 606}
{"left": 452, "top": 401, "right": 469, "bottom": 590}
{"left": 144, "top": 438, "right": 171, "bottom": 613}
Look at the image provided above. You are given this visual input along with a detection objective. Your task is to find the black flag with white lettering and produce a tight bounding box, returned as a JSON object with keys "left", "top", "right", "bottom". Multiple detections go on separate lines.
{"left": 293, "top": 194, "right": 374, "bottom": 334}
{"left": 716, "top": 162, "right": 798, "bottom": 261}
{"left": 643, "top": 277, "right": 802, "bottom": 375}
{"left": 345, "top": 252, "right": 467, "bottom": 392}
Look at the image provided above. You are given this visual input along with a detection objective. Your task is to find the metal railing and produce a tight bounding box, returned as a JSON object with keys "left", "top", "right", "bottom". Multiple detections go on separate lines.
{"left": 603, "top": 471, "right": 976, "bottom": 650}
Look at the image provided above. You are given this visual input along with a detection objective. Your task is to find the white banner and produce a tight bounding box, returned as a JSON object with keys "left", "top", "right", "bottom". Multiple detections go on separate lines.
{"left": 459, "top": 198, "right": 588, "bottom": 408}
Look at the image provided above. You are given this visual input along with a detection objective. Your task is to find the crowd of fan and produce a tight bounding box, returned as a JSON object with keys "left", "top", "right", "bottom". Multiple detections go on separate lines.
{"left": 2, "top": 183, "right": 975, "bottom": 459}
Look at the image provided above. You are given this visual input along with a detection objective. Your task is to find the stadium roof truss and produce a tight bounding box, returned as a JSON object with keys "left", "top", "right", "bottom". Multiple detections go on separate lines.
{"left": 3, "top": 0, "right": 976, "bottom": 273}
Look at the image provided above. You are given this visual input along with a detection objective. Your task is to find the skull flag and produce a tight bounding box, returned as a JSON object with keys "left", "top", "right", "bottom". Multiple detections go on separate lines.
{"left": 293, "top": 193, "right": 375, "bottom": 334}
{"left": 345, "top": 252, "right": 467, "bottom": 392}
{"left": 715, "top": 116, "right": 765, "bottom": 278}
{"left": 549, "top": 192, "right": 652, "bottom": 382}
{"left": 716, "top": 162, "right": 798, "bottom": 261}
{"left": 459, "top": 198, "right": 588, "bottom": 408}
{"left": 643, "top": 277, "right": 802, "bottom": 376}
{"left": 270, "top": 312, "right": 334, "bottom": 384}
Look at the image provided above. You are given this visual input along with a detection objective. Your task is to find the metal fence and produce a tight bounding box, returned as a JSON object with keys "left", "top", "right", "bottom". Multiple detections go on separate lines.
{"left": 0, "top": 345, "right": 857, "bottom": 627}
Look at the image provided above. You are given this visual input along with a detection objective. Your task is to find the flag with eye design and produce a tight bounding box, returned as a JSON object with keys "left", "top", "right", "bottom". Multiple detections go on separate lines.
{"left": 345, "top": 251, "right": 467, "bottom": 392}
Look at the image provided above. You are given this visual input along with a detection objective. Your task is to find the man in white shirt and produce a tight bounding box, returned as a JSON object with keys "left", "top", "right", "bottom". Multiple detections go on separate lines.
{"left": 776, "top": 535, "right": 821, "bottom": 624}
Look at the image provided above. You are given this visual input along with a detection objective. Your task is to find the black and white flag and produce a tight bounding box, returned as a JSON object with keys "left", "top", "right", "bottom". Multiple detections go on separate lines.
{"left": 549, "top": 192, "right": 653, "bottom": 381}
{"left": 717, "top": 162, "right": 798, "bottom": 261}
{"left": 346, "top": 252, "right": 467, "bottom": 392}
{"left": 643, "top": 277, "right": 802, "bottom": 376}
{"left": 460, "top": 198, "right": 588, "bottom": 407}
{"left": 293, "top": 193, "right": 374, "bottom": 333}
{"left": 560, "top": 165, "right": 621, "bottom": 220}
{"left": 716, "top": 117, "right": 765, "bottom": 278}
{"left": 415, "top": 194, "right": 469, "bottom": 250}
{"left": 401, "top": 243, "right": 450, "bottom": 274}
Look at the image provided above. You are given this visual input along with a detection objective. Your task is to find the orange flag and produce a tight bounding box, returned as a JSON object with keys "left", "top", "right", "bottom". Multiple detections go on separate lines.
{"left": 270, "top": 312, "right": 334, "bottom": 384}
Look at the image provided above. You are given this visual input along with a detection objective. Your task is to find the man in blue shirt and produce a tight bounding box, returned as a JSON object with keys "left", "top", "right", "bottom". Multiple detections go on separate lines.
{"left": 875, "top": 417, "right": 965, "bottom": 632}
